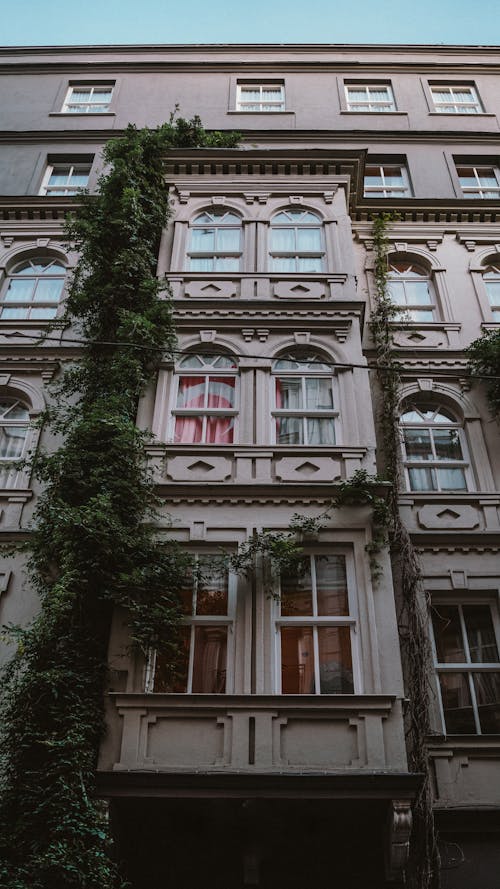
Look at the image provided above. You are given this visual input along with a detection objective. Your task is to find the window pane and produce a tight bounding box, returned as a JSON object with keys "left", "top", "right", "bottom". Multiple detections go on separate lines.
{"left": 191, "top": 228, "right": 215, "bottom": 252}
{"left": 281, "top": 560, "right": 313, "bottom": 616}
{"left": 277, "top": 378, "right": 303, "bottom": 410}
{"left": 276, "top": 416, "right": 303, "bottom": 445}
{"left": 240, "top": 88, "right": 260, "bottom": 101}
{"left": 214, "top": 257, "right": 240, "bottom": 271}
{"left": 432, "top": 605, "right": 466, "bottom": 663}
{"left": 383, "top": 167, "right": 404, "bottom": 186}
{"left": 281, "top": 626, "right": 315, "bottom": 693}
{"left": 485, "top": 281, "right": 500, "bottom": 307}
{"left": 205, "top": 416, "right": 234, "bottom": 443}
{"left": 34, "top": 279, "right": 64, "bottom": 302}
{"left": 4, "top": 279, "right": 34, "bottom": 301}
{"left": 0, "top": 426, "right": 28, "bottom": 459}
{"left": 262, "top": 87, "right": 283, "bottom": 101}
{"left": 70, "top": 171, "right": 90, "bottom": 187}
{"left": 176, "top": 377, "right": 205, "bottom": 408}
{"left": 1, "top": 307, "right": 29, "bottom": 319}
{"left": 191, "top": 626, "right": 227, "bottom": 693}
{"left": 272, "top": 257, "right": 297, "bottom": 272}
{"left": 271, "top": 228, "right": 295, "bottom": 252}
{"left": 297, "top": 257, "right": 323, "bottom": 272}
{"left": 153, "top": 627, "right": 191, "bottom": 693}
{"left": 30, "top": 307, "right": 58, "bottom": 319}
{"left": 305, "top": 378, "right": 333, "bottom": 410}
{"left": 463, "top": 605, "right": 500, "bottom": 663}
{"left": 306, "top": 418, "right": 335, "bottom": 445}
{"left": 316, "top": 556, "right": 349, "bottom": 616}
{"left": 436, "top": 467, "right": 467, "bottom": 491}
{"left": 216, "top": 228, "right": 240, "bottom": 252}
{"left": 174, "top": 416, "right": 203, "bottom": 443}
{"left": 348, "top": 89, "right": 366, "bottom": 102}
{"left": 318, "top": 627, "right": 353, "bottom": 693}
{"left": 473, "top": 673, "right": 500, "bottom": 733}
{"left": 439, "top": 672, "right": 476, "bottom": 733}
{"left": 364, "top": 166, "right": 383, "bottom": 186}
{"left": 196, "top": 563, "right": 228, "bottom": 616}
{"left": 408, "top": 466, "right": 437, "bottom": 491}
{"left": 296, "top": 227, "right": 322, "bottom": 251}
{"left": 207, "top": 377, "right": 235, "bottom": 409}
{"left": 404, "top": 429, "right": 433, "bottom": 460}
{"left": 189, "top": 258, "right": 214, "bottom": 271}
{"left": 433, "top": 429, "right": 463, "bottom": 461}
{"left": 405, "top": 281, "right": 432, "bottom": 305}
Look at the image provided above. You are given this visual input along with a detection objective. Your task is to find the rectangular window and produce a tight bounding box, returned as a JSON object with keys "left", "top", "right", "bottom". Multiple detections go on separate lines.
{"left": 364, "top": 164, "right": 411, "bottom": 198}
{"left": 148, "top": 557, "right": 234, "bottom": 694}
{"left": 236, "top": 82, "right": 285, "bottom": 112}
{"left": 431, "top": 601, "right": 500, "bottom": 734}
{"left": 430, "top": 85, "right": 482, "bottom": 114}
{"left": 39, "top": 162, "right": 91, "bottom": 196}
{"left": 456, "top": 165, "right": 500, "bottom": 199}
{"left": 62, "top": 84, "right": 114, "bottom": 113}
{"left": 345, "top": 84, "right": 396, "bottom": 112}
{"left": 277, "top": 554, "right": 357, "bottom": 694}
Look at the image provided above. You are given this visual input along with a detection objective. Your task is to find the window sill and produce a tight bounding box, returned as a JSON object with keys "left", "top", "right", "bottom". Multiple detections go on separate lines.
{"left": 49, "top": 112, "right": 116, "bottom": 117}
{"left": 340, "top": 110, "right": 408, "bottom": 116}
{"left": 227, "top": 110, "right": 295, "bottom": 116}
{"left": 428, "top": 111, "right": 496, "bottom": 118}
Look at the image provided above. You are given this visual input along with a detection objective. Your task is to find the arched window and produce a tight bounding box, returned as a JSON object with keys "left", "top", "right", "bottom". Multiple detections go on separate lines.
{"left": 187, "top": 210, "right": 242, "bottom": 272}
{"left": 173, "top": 354, "right": 238, "bottom": 444}
{"left": 1, "top": 257, "right": 66, "bottom": 319}
{"left": 400, "top": 401, "right": 469, "bottom": 492}
{"left": 269, "top": 210, "right": 324, "bottom": 273}
{"left": 386, "top": 261, "right": 435, "bottom": 321}
{"left": 0, "top": 398, "right": 30, "bottom": 465}
{"left": 482, "top": 263, "right": 500, "bottom": 320}
{"left": 272, "top": 353, "right": 337, "bottom": 445}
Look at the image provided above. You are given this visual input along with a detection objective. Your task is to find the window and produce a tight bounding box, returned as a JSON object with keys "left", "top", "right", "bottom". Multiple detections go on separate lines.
{"left": 173, "top": 353, "right": 238, "bottom": 444}
{"left": 277, "top": 554, "right": 356, "bottom": 694}
{"left": 269, "top": 210, "right": 324, "bottom": 272}
{"left": 345, "top": 84, "right": 396, "bottom": 112}
{"left": 149, "top": 557, "right": 233, "bottom": 694}
{"left": 272, "top": 353, "right": 336, "bottom": 446}
{"left": 483, "top": 263, "right": 500, "bottom": 320}
{"left": 364, "top": 164, "right": 411, "bottom": 198}
{"left": 430, "top": 85, "right": 482, "bottom": 114}
{"left": 400, "top": 402, "right": 469, "bottom": 492}
{"left": 0, "top": 399, "right": 30, "bottom": 466}
{"left": 456, "top": 165, "right": 500, "bottom": 199}
{"left": 386, "top": 262, "right": 435, "bottom": 321}
{"left": 187, "top": 210, "right": 242, "bottom": 271}
{"left": 1, "top": 258, "right": 65, "bottom": 320}
{"left": 62, "top": 84, "right": 114, "bottom": 113}
{"left": 236, "top": 82, "right": 285, "bottom": 111}
{"left": 431, "top": 601, "right": 500, "bottom": 734}
{"left": 40, "top": 163, "right": 91, "bottom": 196}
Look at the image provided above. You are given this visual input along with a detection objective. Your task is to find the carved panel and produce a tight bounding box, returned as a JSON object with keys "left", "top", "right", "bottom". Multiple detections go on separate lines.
{"left": 166, "top": 456, "right": 233, "bottom": 482}
{"left": 392, "top": 328, "right": 447, "bottom": 349}
{"left": 280, "top": 718, "right": 359, "bottom": 767}
{"left": 417, "top": 504, "right": 480, "bottom": 530}
{"left": 273, "top": 281, "right": 325, "bottom": 299}
{"left": 275, "top": 457, "right": 341, "bottom": 483}
{"left": 145, "top": 716, "right": 224, "bottom": 767}
{"left": 185, "top": 279, "right": 238, "bottom": 299}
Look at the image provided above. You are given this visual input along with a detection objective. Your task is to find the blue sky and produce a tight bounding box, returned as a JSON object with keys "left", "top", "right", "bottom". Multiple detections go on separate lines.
{"left": 1, "top": 0, "right": 499, "bottom": 46}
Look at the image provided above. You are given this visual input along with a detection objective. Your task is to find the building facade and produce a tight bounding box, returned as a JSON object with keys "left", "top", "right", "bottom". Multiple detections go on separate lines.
{"left": 0, "top": 43, "right": 499, "bottom": 888}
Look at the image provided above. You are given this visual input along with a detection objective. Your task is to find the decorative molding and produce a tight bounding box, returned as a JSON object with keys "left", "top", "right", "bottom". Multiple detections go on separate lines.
{"left": 386, "top": 800, "right": 412, "bottom": 882}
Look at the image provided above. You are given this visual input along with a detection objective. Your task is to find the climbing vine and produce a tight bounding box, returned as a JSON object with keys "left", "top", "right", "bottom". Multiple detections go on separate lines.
{"left": 0, "top": 117, "right": 239, "bottom": 889}
{"left": 371, "top": 214, "right": 440, "bottom": 889}
{"left": 466, "top": 327, "right": 500, "bottom": 420}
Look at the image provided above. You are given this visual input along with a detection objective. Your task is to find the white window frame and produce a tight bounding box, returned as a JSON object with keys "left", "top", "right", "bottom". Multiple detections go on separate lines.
{"left": 345, "top": 83, "right": 396, "bottom": 112}
{"left": 170, "top": 353, "right": 239, "bottom": 445}
{"left": 430, "top": 598, "right": 500, "bottom": 735}
{"left": 236, "top": 82, "right": 285, "bottom": 112}
{"left": 39, "top": 163, "right": 91, "bottom": 196}
{"left": 364, "top": 164, "right": 411, "bottom": 198}
{"left": 62, "top": 84, "right": 114, "bottom": 113}
{"left": 430, "top": 84, "right": 482, "bottom": 114}
{"left": 186, "top": 209, "right": 242, "bottom": 272}
{"left": 1, "top": 257, "right": 65, "bottom": 320}
{"left": 269, "top": 209, "right": 325, "bottom": 273}
{"left": 274, "top": 550, "right": 361, "bottom": 695}
{"left": 271, "top": 353, "right": 338, "bottom": 447}
{"left": 400, "top": 403, "right": 472, "bottom": 493}
{"left": 146, "top": 555, "right": 236, "bottom": 694}
{"left": 483, "top": 264, "right": 500, "bottom": 321}
{"left": 386, "top": 261, "right": 436, "bottom": 322}
{"left": 456, "top": 165, "right": 500, "bottom": 199}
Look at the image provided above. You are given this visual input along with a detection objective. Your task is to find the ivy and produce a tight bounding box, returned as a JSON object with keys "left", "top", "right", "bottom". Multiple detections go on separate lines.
{"left": 371, "top": 214, "right": 440, "bottom": 889}
{"left": 0, "top": 117, "right": 239, "bottom": 889}
{"left": 466, "top": 327, "right": 500, "bottom": 420}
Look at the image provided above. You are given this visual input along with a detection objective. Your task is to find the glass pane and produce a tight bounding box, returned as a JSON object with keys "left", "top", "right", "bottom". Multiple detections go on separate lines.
{"left": 409, "top": 309, "right": 434, "bottom": 322}
{"left": 4, "top": 279, "right": 34, "bottom": 301}
{"left": 153, "top": 627, "right": 191, "bottom": 693}
{"left": 383, "top": 167, "right": 404, "bottom": 186}
{"left": 0, "top": 426, "right": 28, "bottom": 459}
{"left": 408, "top": 466, "right": 437, "bottom": 491}
{"left": 404, "top": 429, "right": 433, "bottom": 460}
{"left": 191, "top": 228, "right": 215, "bottom": 253}
{"left": 1, "top": 307, "right": 28, "bottom": 319}
{"left": 239, "top": 88, "right": 260, "bottom": 102}
{"left": 473, "top": 673, "right": 500, "bottom": 733}
{"left": 205, "top": 415, "right": 234, "bottom": 443}
{"left": 387, "top": 280, "right": 405, "bottom": 305}
{"left": 316, "top": 556, "right": 348, "bottom": 616}
{"left": 34, "top": 279, "right": 64, "bottom": 302}
{"left": 277, "top": 378, "right": 303, "bottom": 410}
{"left": 477, "top": 171, "right": 498, "bottom": 187}
{"left": 49, "top": 168, "right": 70, "bottom": 185}
{"left": 2, "top": 402, "right": 28, "bottom": 420}
{"left": 271, "top": 257, "right": 296, "bottom": 272}
{"left": 196, "top": 561, "right": 228, "bottom": 615}
{"left": 174, "top": 416, "right": 203, "bottom": 443}
{"left": 432, "top": 605, "right": 466, "bottom": 663}
{"left": 71, "top": 89, "right": 91, "bottom": 102}
{"left": 90, "top": 89, "right": 112, "bottom": 102}
{"left": 191, "top": 626, "right": 227, "bottom": 693}
{"left": 433, "top": 429, "right": 463, "bottom": 461}
{"left": 436, "top": 467, "right": 467, "bottom": 491}
{"left": 281, "top": 559, "right": 313, "bottom": 616}
{"left": 296, "top": 228, "right": 321, "bottom": 251}
{"left": 318, "top": 627, "right": 353, "bottom": 693}
{"left": 176, "top": 377, "right": 205, "bottom": 408}
{"left": 306, "top": 417, "right": 335, "bottom": 445}
{"left": 271, "top": 228, "right": 295, "bottom": 252}
{"left": 189, "top": 257, "right": 214, "bottom": 271}
{"left": 214, "top": 257, "right": 240, "bottom": 271}
{"left": 297, "top": 257, "right": 323, "bottom": 272}
{"left": 405, "top": 281, "right": 432, "bottom": 305}
{"left": 364, "top": 167, "right": 383, "bottom": 186}
{"left": 463, "top": 605, "right": 500, "bottom": 663}
{"left": 305, "top": 378, "right": 333, "bottom": 410}
{"left": 439, "top": 673, "right": 476, "bottom": 733}
{"left": 276, "top": 416, "right": 303, "bottom": 445}
{"left": 347, "top": 89, "right": 367, "bottom": 102}
{"left": 216, "top": 228, "right": 240, "bottom": 251}
{"left": 486, "top": 281, "right": 500, "bottom": 307}
{"left": 207, "top": 376, "right": 235, "bottom": 409}
{"left": 69, "top": 171, "right": 89, "bottom": 187}
{"left": 30, "top": 307, "right": 58, "bottom": 319}
{"left": 281, "top": 626, "right": 315, "bottom": 694}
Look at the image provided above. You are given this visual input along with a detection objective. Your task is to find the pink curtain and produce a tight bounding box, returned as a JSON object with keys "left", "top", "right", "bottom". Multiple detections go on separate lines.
{"left": 175, "top": 375, "right": 235, "bottom": 444}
